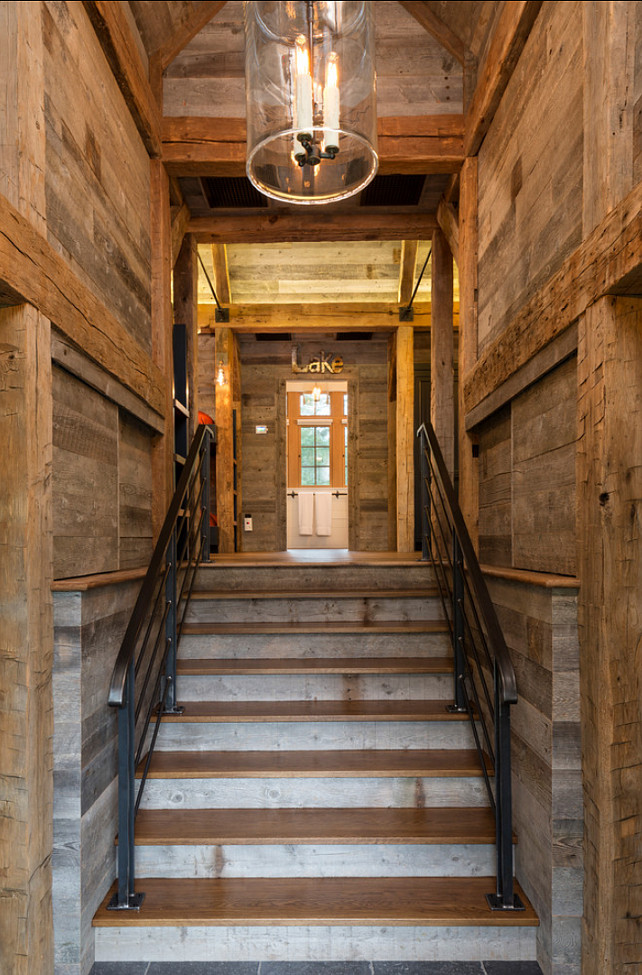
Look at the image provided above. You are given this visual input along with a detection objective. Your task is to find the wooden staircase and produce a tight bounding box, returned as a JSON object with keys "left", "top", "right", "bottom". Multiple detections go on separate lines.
{"left": 93, "top": 558, "right": 538, "bottom": 964}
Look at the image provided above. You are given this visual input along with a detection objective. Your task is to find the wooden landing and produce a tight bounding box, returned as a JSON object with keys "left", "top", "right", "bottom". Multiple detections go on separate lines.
{"left": 181, "top": 620, "right": 449, "bottom": 636}
{"left": 177, "top": 655, "right": 453, "bottom": 675}
{"left": 156, "top": 699, "right": 466, "bottom": 723}
{"left": 136, "top": 748, "right": 488, "bottom": 779}
{"left": 131, "top": 806, "right": 501, "bottom": 846}
{"left": 93, "top": 876, "right": 538, "bottom": 927}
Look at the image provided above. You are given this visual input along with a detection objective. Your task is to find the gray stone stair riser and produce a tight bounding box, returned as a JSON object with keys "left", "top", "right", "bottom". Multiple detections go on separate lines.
{"left": 184, "top": 596, "right": 443, "bottom": 625}
{"left": 132, "top": 842, "right": 499, "bottom": 879}
{"left": 176, "top": 673, "right": 454, "bottom": 702}
{"left": 138, "top": 776, "right": 489, "bottom": 810}
{"left": 95, "top": 923, "right": 537, "bottom": 963}
{"left": 154, "top": 719, "right": 476, "bottom": 752}
{"left": 178, "top": 630, "right": 451, "bottom": 659}
{"left": 193, "top": 565, "right": 436, "bottom": 593}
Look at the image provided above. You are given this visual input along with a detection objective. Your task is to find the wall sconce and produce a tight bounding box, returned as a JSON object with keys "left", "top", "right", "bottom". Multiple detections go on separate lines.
{"left": 216, "top": 360, "right": 227, "bottom": 387}
{"left": 312, "top": 384, "right": 321, "bottom": 401}
{"left": 244, "top": 1, "right": 378, "bottom": 205}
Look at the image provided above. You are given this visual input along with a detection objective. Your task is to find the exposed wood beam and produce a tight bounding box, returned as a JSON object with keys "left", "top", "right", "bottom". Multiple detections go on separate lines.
{"left": 431, "top": 227, "right": 455, "bottom": 479}
{"left": 156, "top": 2, "right": 228, "bottom": 70}
{"left": 212, "top": 244, "right": 232, "bottom": 305}
{"left": 398, "top": 241, "right": 419, "bottom": 306}
{"left": 81, "top": 1, "right": 161, "bottom": 157}
{"left": 171, "top": 202, "right": 191, "bottom": 268}
{"left": 437, "top": 198, "right": 459, "bottom": 265}
{"left": 198, "top": 302, "right": 439, "bottom": 332}
{"left": 0, "top": 189, "right": 165, "bottom": 417}
{"left": 189, "top": 209, "right": 439, "bottom": 244}
{"left": 398, "top": 2, "right": 468, "bottom": 64}
{"left": 162, "top": 115, "right": 465, "bottom": 177}
{"left": 395, "top": 324, "right": 415, "bottom": 552}
{"left": 465, "top": 1, "right": 543, "bottom": 156}
{"left": 215, "top": 326, "right": 236, "bottom": 553}
{"left": 463, "top": 178, "right": 642, "bottom": 416}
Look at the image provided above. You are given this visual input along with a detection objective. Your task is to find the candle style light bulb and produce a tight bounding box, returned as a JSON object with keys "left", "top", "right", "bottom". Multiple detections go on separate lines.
{"left": 294, "top": 35, "right": 313, "bottom": 135}
{"left": 323, "top": 52, "right": 340, "bottom": 151}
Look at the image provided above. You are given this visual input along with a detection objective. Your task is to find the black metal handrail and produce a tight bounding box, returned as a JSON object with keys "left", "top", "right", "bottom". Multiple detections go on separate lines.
{"left": 417, "top": 421, "right": 523, "bottom": 912}
{"left": 107, "top": 423, "right": 213, "bottom": 910}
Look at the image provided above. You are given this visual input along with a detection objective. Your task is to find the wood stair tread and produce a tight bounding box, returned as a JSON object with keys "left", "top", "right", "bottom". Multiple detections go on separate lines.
{"left": 191, "top": 587, "right": 439, "bottom": 600}
{"left": 176, "top": 655, "right": 453, "bottom": 675}
{"left": 132, "top": 806, "right": 501, "bottom": 846}
{"left": 157, "top": 699, "right": 467, "bottom": 722}
{"left": 137, "top": 748, "right": 488, "bottom": 779}
{"left": 181, "top": 620, "right": 449, "bottom": 636}
{"left": 94, "top": 876, "right": 538, "bottom": 927}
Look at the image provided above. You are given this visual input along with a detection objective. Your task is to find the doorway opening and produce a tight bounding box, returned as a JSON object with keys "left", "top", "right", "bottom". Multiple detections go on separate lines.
{"left": 286, "top": 380, "right": 349, "bottom": 549}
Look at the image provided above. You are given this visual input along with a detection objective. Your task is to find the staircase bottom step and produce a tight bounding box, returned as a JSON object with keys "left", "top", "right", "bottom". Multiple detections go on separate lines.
{"left": 94, "top": 877, "right": 537, "bottom": 928}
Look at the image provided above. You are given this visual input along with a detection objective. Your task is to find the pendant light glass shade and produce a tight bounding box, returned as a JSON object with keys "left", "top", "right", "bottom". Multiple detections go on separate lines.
{"left": 244, "top": 1, "right": 378, "bottom": 205}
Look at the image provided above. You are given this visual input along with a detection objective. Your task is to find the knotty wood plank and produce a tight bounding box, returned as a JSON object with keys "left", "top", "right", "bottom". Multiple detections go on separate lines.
{"left": 94, "top": 876, "right": 537, "bottom": 926}
{"left": 137, "top": 748, "right": 487, "bottom": 780}
{"left": 176, "top": 656, "right": 453, "bottom": 676}
{"left": 463, "top": 178, "right": 642, "bottom": 415}
{"left": 132, "top": 806, "right": 498, "bottom": 845}
{"left": 398, "top": 3, "right": 468, "bottom": 63}
{"left": 0, "top": 192, "right": 164, "bottom": 417}
{"left": 465, "top": 1, "right": 543, "bottom": 156}
{"left": 82, "top": 1, "right": 162, "bottom": 157}
{"left": 157, "top": 700, "right": 464, "bottom": 723}
{"left": 189, "top": 210, "right": 439, "bottom": 245}
{"left": 190, "top": 587, "right": 439, "bottom": 600}
{"left": 181, "top": 620, "right": 448, "bottom": 636}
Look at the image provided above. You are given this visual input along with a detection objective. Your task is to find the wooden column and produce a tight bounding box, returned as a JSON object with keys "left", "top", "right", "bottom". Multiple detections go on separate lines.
{"left": 150, "top": 160, "right": 174, "bottom": 536}
{"left": 0, "top": 306, "right": 53, "bottom": 975}
{"left": 396, "top": 324, "right": 414, "bottom": 552}
{"left": 458, "top": 156, "right": 479, "bottom": 546}
{"left": 431, "top": 227, "right": 455, "bottom": 479}
{"left": 215, "top": 326, "right": 236, "bottom": 553}
{"left": 0, "top": 6, "right": 53, "bottom": 973}
{"left": 577, "top": 296, "right": 642, "bottom": 974}
{"left": 173, "top": 233, "right": 199, "bottom": 440}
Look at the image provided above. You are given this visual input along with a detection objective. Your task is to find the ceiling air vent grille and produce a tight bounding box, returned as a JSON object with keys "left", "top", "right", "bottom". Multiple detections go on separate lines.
{"left": 360, "top": 174, "right": 426, "bottom": 207}
{"left": 201, "top": 177, "right": 269, "bottom": 209}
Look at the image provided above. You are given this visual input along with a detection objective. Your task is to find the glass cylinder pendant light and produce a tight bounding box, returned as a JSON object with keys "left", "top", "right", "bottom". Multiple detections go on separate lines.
{"left": 244, "top": 1, "right": 378, "bottom": 205}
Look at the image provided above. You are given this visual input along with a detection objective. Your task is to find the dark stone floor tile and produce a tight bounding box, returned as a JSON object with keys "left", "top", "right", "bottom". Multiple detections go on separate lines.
{"left": 147, "top": 966, "right": 258, "bottom": 975}
{"left": 91, "top": 965, "right": 149, "bottom": 975}
{"left": 262, "top": 964, "right": 371, "bottom": 975}
{"left": 373, "top": 964, "right": 483, "bottom": 975}
{"left": 483, "top": 964, "right": 543, "bottom": 975}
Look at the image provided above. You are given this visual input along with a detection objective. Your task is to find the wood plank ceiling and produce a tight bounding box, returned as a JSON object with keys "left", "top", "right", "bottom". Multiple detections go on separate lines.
{"left": 128, "top": 0, "right": 485, "bottom": 309}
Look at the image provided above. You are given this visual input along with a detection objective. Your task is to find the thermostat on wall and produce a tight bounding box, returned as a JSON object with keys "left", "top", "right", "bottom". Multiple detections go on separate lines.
{"left": 255, "top": 425, "right": 268, "bottom": 434}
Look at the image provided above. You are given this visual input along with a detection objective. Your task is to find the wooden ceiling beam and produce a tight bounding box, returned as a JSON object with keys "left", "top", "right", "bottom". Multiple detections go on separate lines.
{"left": 188, "top": 210, "right": 439, "bottom": 244}
{"left": 398, "top": 2, "right": 468, "bottom": 64}
{"left": 398, "top": 241, "right": 419, "bottom": 306}
{"left": 212, "top": 244, "right": 232, "bottom": 305}
{"left": 198, "top": 302, "right": 436, "bottom": 332}
{"left": 465, "top": 1, "right": 543, "bottom": 156}
{"left": 82, "top": 1, "right": 161, "bottom": 156}
{"left": 162, "top": 115, "right": 465, "bottom": 177}
{"left": 156, "top": 2, "right": 228, "bottom": 70}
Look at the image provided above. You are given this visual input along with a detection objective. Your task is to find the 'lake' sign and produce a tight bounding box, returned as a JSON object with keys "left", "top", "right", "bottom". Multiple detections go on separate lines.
{"left": 291, "top": 346, "right": 344, "bottom": 374}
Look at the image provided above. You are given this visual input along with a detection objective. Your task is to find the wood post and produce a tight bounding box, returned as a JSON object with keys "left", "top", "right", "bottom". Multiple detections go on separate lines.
{"left": 431, "top": 227, "right": 455, "bottom": 480}
{"left": 0, "top": 305, "right": 54, "bottom": 975}
{"left": 173, "top": 233, "right": 199, "bottom": 441}
{"left": 577, "top": 296, "right": 642, "bottom": 974}
{"left": 215, "top": 327, "right": 236, "bottom": 553}
{"left": 395, "top": 325, "right": 415, "bottom": 552}
{"left": 150, "top": 160, "right": 174, "bottom": 537}
{"left": 458, "top": 156, "right": 479, "bottom": 546}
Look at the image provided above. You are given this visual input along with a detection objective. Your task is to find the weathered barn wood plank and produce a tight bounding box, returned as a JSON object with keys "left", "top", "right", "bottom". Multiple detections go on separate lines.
{"left": 465, "top": 1, "right": 543, "bottom": 156}
{"left": 162, "top": 115, "right": 464, "bottom": 176}
{"left": 119, "top": 412, "right": 154, "bottom": 569}
{"left": 431, "top": 228, "right": 455, "bottom": 480}
{"left": 215, "top": 327, "right": 236, "bottom": 553}
{"left": 0, "top": 193, "right": 164, "bottom": 416}
{"left": 577, "top": 297, "right": 642, "bottom": 974}
{"left": 81, "top": 1, "right": 161, "bottom": 157}
{"left": 171, "top": 202, "right": 191, "bottom": 268}
{"left": 464, "top": 177, "right": 642, "bottom": 415}
{"left": 189, "top": 210, "right": 439, "bottom": 245}
{"left": 0, "top": 305, "right": 53, "bottom": 975}
{"left": 458, "top": 156, "right": 479, "bottom": 545}
{"left": 436, "top": 198, "right": 459, "bottom": 266}
{"left": 173, "top": 234, "right": 199, "bottom": 441}
{"left": 398, "top": 2, "right": 468, "bottom": 63}
{"left": 157, "top": 2, "right": 228, "bottom": 69}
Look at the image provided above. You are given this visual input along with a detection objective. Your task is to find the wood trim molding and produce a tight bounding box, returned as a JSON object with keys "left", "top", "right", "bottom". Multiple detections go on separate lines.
{"left": 162, "top": 115, "right": 465, "bottom": 177}
{"left": 82, "top": 1, "right": 162, "bottom": 157}
{"left": 463, "top": 178, "right": 642, "bottom": 415}
{"left": 481, "top": 564, "right": 580, "bottom": 589}
{"left": 0, "top": 190, "right": 165, "bottom": 416}
{"left": 465, "top": 0, "right": 543, "bottom": 157}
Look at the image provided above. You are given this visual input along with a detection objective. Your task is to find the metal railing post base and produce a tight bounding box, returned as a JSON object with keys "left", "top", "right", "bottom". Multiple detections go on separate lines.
{"left": 107, "top": 892, "right": 146, "bottom": 911}
{"left": 161, "top": 704, "right": 185, "bottom": 715}
{"left": 486, "top": 893, "right": 526, "bottom": 912}
{"left": 446, "top": 703, "right": 469, "bottom": 714}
